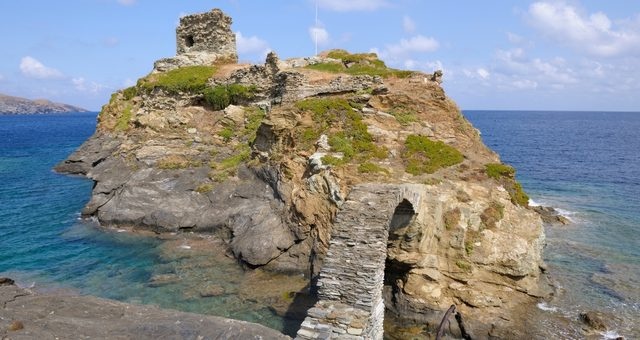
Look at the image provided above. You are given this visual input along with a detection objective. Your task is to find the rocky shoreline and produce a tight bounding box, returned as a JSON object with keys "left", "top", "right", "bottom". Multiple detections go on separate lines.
{"left": 49, "top": 7, "right": 571, "bottom": 339}
{"left": 0, "top": 278, "right": 290, "bottom": 339}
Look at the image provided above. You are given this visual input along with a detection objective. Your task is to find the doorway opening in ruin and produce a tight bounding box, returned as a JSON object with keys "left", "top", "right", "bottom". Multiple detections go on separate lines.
{"left": 185, "top": 35, "right": 195, "bottom": 48}
{"left": 384, "top": 199, "right": 420, "bottom": 335}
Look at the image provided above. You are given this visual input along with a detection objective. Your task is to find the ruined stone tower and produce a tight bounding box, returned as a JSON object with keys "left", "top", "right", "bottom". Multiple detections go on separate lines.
{"left": 176, "top": 9, "right": 237, "bottom": 61}
{"left": 153, "top": 8, "right": 237, "bottom": 72}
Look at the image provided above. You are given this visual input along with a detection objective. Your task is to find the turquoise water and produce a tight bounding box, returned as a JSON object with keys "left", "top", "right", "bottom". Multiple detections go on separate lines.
{"left": 0, "top": 113, "right": 301, "bottom": 335}
{"left": 464, "top": 111, "right": 640, "bottom": 339}
{"left": 2, "top": 112, "right": 639, "bottom": 338}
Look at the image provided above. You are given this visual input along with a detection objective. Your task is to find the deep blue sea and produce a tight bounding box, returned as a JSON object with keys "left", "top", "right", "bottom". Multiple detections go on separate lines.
{"left": 1, "top": 111, "right": 638, "bottom": 338}
{"left": 464, "top": 110, "right": 639, "bottom": 339}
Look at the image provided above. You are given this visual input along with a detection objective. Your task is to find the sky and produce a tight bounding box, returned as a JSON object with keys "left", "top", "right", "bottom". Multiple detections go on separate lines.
{"left": 1, "top": 0, "right": 639, "bottom": 111}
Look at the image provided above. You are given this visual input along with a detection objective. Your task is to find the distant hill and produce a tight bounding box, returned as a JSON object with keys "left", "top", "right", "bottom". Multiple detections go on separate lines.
{"left": 0, "top": 93, "right": 89, "bottom": 114}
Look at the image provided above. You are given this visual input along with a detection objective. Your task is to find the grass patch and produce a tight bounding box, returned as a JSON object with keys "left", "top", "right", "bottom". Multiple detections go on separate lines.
{"left": 295, "top": 98, "right": 388, "bottom": 164}
{"left": 195, "top": 183, "right": 213, "bottom": 194}
{"left": 456, "top": 260, "right": 472, "bottom": 272}
{"left": 358, "top": 162, "right": 389, "bottom": 174}
{"left": 484, "top": 163, "right": 529, "bottom": 206}
{"left": 464, "top": 241, "right": 474, "bottom": 255}
{"left": 122, "top": 86, "right": 138, "bottom": 101}
{"left": 203, "top": 84, "right": 258, "bottom": 110}
{"left": 306, "top": 50, "right": 414, "bottom": 78}
{"left": 218, "top": 126, "right": 234, "bottom": 142}
{"left": 114, "top": 104, "right": 133, "bottom": 131}
{"left": 138, "top": 65, "right": 216, "bottom": 94}
{"left": 243, "top": 107, "right": 265, "bottom": 143}
{"left": 403, "top": 135, "right": 464, "bottom": 175}
{"left": 211, "top": 146, "right": 251, "bottom": 171}
{"left": 321, "top": 155, "right": 346, "bottom": 166}
{"left": 390, "top": 109, "right": 418, "bottom": 125}
{"left": 485, "top": 163, "right": 516, "bottom": 179}
{"left": 157, "top": 155, "right": 201, "bottom": 170}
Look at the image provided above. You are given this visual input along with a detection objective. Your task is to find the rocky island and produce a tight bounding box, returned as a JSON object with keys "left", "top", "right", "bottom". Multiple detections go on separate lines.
{"left": 39, "top": 8, "right": 556, "bottom": 339}
{"left": 0, "top": 93, "right": 88, "bottom": 114}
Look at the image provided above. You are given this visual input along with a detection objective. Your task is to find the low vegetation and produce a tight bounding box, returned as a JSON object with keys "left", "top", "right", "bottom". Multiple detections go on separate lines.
{"left": 138, "top": 66, "right": 216, "bottom": 94}
{"left": 403, "top": 135, "right": 464, "bottom": 175}
{"left": 295, "top": 98, "right": 387, "bottom": 164}
{"left": 157, "top": 155, "right": 201, "bottom": 170}
{"left": 443, "top": 208, "right": 461, "bottom": 230}
{"left": 357, "top": 162, "right": 389, "bottom": 174}
{"left": 114, "top": 104, "right": 133, "bottom": 131}
{"left": 203, "top": 84, "right": 258, "bottom": 110}
{"left": 195, "top": 183, "right": 213, "bottom": 193}
{"left": 306, "top": 50, "right": 414, "bottom": 78}
{"left": 484, "top": 163, "right": 529, "bottom": 206}
{"left": 390, "top": 108, "right": 418, "bottom": 126}
{"left": 480, "top": 201, "right": 505, "bottom": 229}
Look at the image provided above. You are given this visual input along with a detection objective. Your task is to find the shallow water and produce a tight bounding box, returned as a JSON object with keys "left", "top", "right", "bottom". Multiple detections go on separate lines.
{"left": 464, "top": 110, "right": 640, "bottom": 338}
{"left": 0, "top": 113, "right": 308, "bottom": 336}
{"left": 2, "top": 111, "right": 639, "bottom": 338}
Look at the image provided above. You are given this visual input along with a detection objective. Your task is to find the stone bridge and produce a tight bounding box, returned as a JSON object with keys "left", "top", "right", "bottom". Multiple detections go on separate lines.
{"left": 296, "top": 183, "right": 424, "bottom": 339}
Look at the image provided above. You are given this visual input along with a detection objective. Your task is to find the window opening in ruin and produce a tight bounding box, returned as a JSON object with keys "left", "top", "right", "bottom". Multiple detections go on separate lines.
{"left": 185, "top": 35, "right": 195, "bottom": 47}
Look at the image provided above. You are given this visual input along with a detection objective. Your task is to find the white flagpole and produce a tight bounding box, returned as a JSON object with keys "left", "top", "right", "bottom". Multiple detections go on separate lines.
{"left": 315, "top": 0, "right": 318, "bottom": 56}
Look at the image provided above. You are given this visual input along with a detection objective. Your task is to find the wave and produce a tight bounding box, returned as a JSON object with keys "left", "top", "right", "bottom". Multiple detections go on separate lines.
{"left": 537, "top": 302, "right": 558, "bottom": 312}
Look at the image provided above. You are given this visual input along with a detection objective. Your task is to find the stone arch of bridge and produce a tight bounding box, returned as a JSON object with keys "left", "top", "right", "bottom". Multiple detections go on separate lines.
{"left": 296, "top": 184, "right": 424, "bottom": 340}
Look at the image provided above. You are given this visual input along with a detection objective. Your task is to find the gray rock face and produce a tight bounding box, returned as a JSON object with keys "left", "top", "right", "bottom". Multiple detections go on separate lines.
{"left": 0, "top": 284, "right": 290, "bottom": 339}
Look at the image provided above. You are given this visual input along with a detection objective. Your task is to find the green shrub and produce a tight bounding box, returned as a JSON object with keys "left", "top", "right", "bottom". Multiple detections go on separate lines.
{"left": 138, "top": 66, "right": 216, "bottom": 94}
{"left": 306, "top": 50, "right": 414, "bottom": 78}
{"left": 195, "top": 183, "right": 213, "bottom": 193}
{"left": 484, "top": 163, "right": 529, "bottom": 206}
{"left": 321, "top": 155, "right": 346, "bottom": 166}
{"left": 295, "top": 97, "right": 389, "bottom": 165}
{"left": 455, "top": 260, "right": 472, "bottom": 272}
{"left": 358, "top": 162, "right": 388, "bottom": 174}
{"left": 485, "top": 163, "right": 515, "bottom": 179}
{"left": 218, "top": 126, "right": 234, "bottom": 142}
{"left": 403, "top": 135, "right": 464, "bottom": 175}
{"left": 243, "top": 107, "right": 265, "bottom": 143}
{"left": 122, "top": 86, "right": 138, "bottom": 100}
{"left": 203, "top": 84, "right": 258, "bottom": 110}
{"left": 115, "top": 104, "right": 133, "bottom": 131}
{"left": 391, "top": 109, "right": 418, "bottom": 125}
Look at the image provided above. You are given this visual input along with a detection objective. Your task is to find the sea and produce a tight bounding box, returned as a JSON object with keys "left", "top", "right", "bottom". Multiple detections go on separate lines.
{"left": 0, "top": 111, "right": 638, "bottom": 339}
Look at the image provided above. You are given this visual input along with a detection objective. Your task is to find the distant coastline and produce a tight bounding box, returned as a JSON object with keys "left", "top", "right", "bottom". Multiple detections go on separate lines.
{"left": 0, "top": 93, "right": 89, "bottom": 115}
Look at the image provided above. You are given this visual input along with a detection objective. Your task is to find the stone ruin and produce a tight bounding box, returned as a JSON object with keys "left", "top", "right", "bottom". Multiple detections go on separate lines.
{"left": 154, "top": 9, "right": 238, "bottom": 72}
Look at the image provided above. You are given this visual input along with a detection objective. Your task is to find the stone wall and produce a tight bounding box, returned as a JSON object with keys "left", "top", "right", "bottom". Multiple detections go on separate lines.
{"left": 176, "top": 9, "right": 237, "bottom": 61}
{"left": 296, "top": 184, "right": 424, "bottom": 340}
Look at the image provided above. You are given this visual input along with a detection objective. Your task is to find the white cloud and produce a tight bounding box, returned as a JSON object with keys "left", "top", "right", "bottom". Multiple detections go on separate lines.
{"left": 316, "top": 0, "right": 387, "bottom": 12}
{"left": 528, "top": 1, "right": 640, "bottom": 57}
{"left": 477, "top": 68, "right": 490, "bottom": 79}
{"left": 117, "top": 0, "right": 136, "bottom": 6}
{"left": 309, "top": 26, "right": 330, "bottom": 46}
{"left": 19, "top": 56, "right": 63, "bottom": 79}
{"left": 512, "top": 79, "right": 538, "bottom": 89}
{"left": 123, "top": 78, "right": 136, "bottom": 87}
{"left": 236, "top": 32, "right": 271, "bottom": 54}
{"left": 403, "top": 16, "right": 416, "bottom": 33}
{"left": 71, "top": 77, "right": 106, "bottom": 94}
{"left": 385, "top": 35, "right": 439, "bottom": 56}
{"left": 507, "top": 32, "right": 524, "bottom": 44}
{"left": 0, "top": 73, "right": 4, "bottom": 81}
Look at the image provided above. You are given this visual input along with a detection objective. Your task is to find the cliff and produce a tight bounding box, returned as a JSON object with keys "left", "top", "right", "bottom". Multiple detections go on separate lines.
{"left": 55, "top": 8, "right": 552, "bottom": 338}
{"left": 0, "top": 93, "right": 88, "bottom": 114}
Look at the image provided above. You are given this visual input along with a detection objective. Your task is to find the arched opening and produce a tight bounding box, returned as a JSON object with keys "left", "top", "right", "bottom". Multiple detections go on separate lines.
{"left": 185, "top": 35, "right": 195, "bottom": 48}
{"left": 384, "top": 199, "right": 422, "bottom": 337}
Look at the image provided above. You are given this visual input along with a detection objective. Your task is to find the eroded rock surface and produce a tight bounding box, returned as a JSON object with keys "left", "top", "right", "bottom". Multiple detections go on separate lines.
{"left": 55, "top": 7, "right": 553, "bottom": 339}
{"left": 0, "top": 283, "right": 289, "bottom": 339}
